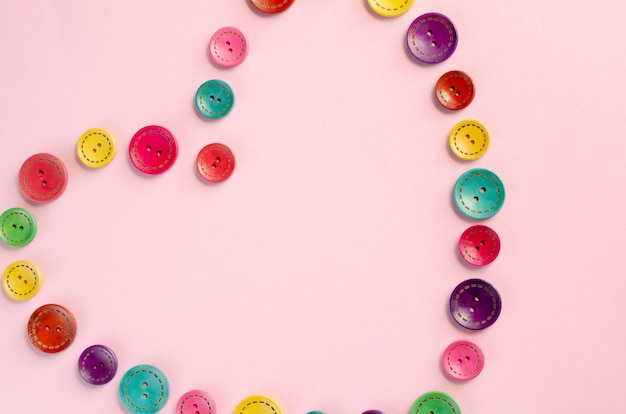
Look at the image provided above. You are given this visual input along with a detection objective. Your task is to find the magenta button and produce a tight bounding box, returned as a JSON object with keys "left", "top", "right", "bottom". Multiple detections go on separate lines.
{"left": 129, "top": 125, "right": 178, "bottom": 174}
{"left": 176, "top": 390, "right": 216, "bottom": 414}
{"left": 78, "top": 344, "right": 118, "bottom": 385}
{"left": 459, "top": 225, "right": 501, "bottom": 266}
{"left": 442, "top": 340, "right": 484, "bottom": 380}
{"left": 209, "top": 27, "right": 248, "bottom": 67}
{"left": 406, "top": 12, "right": 458, "bottom": 63}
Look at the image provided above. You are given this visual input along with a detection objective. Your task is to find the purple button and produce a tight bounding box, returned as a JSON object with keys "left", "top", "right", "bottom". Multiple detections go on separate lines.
{"left": 78, "top": 344, "right": 118, "bottom": 385}
{"left": 406, "top": 12, "right": 458, "bottom": 63}
{"left": 449, "top": 279, "right": 502, "bottom": 330}
{"left": 362, "top": 411, "right": 384, "bottom": 414}
{"left": 458, "top": 225, "right": 501, "bottom": 266}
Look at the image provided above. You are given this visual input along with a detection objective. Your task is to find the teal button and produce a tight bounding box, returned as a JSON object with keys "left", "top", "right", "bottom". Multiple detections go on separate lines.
{"left": 410, "top": 391, "right": 461, "bottom": 414}
{"left": 195, "top": 79, "right": 234, "bottom": 119}
{"left": 119, "top": 365, "right": 169, "bottom": 414}
{"left": 454, "top": 168, "right": 505, "bottom": 219}
{"left": 0, "top": 207, "right": 37, "bottom": 247}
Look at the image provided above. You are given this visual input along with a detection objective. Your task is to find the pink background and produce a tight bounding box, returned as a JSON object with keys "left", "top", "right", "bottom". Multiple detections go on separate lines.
{"left": 1, "top": 1, "right": 625, "bottom": 413}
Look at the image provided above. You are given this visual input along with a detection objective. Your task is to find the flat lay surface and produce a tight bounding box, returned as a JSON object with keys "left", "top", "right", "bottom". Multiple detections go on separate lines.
{"left": 1, "top": 1, "right": 625, "bottom": 413}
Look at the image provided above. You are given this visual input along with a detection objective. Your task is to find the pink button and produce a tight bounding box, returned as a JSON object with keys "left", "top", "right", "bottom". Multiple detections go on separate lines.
{"left": 129, "top": 125, "right": 178, "bottom": 175}
{"left": 458, "top": 225, "right": 501, "bottom": 266}
{"left": 176, "top": 390, "right": 216, "bottom": 414}
{"left": 442, "top": 340, "right": 485, "bottom": 380}
{"left": 19, "top": 153, "right": 68, "bottom": 202}
{"left": 209, "top": 27, "right": 248, "bottom": 68}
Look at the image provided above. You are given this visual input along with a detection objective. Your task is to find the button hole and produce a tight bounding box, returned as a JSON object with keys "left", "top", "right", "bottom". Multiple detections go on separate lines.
{"left": 45, "top": 325, "right": 51, "bottom": 331}
{"left": 457, "top": 358, "right": 463, "bottom": 364}
{"left": 469, "top": 306, "right": 475, "bottom": 312}
{"left": 42, "top": 180, "right": 47, "bottom": 187}
{"left": 455, "top": 90, "right": 461, "bottom": 96}
{"left": 142, "top": 393, "right": 148, "bottom": 399}
{"left": 473, "top": 196, "right": 479, "bottom": 202}
{"left": 156, "top": 150, "right": 162, "bottom": 157}
{"left": 38, "top": 170, "right": 44, "bottom": 176}
{"left": 430, "top": 40, "right": 437, "bottom": 47}
{"left": 209, "top": 95, "right": 215, "bottom": 101}
{"left": 226, "top": 40, "right": 231, "bottom": 46}
{"left": 217, "top": 98, "right": 222, "bottom": 103}
{"left": 142, "top": 382, "right": 148, "bottom": 388}
{"left": 480, "top": 187, "right": 487, "bottom": 193}
{"left": 146, "top": 146, "right": 152, "bottom": 152}
{"left": 449, "top": 86, "right": 455, "bottom": 91}
{"left": 228, "top": 48, "right": 233, "bottom": 53}
{"left": 465, "top": 356, "right": 471, "bottom": 361}
{"left": 55, "top": 326, "right": 61, "bottom": 333}
{"left": 427, "top": 30, "right": 433, "bottom": 36}
{"left": 474, "top": 296, "right": 480, "bottom": 302}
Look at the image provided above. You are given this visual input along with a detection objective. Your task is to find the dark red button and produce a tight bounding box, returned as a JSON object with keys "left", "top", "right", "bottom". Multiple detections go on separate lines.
{"left": 129, "top": 125, "right": 178, "bottom": 175}
{"left": 197, "top": 143, "right": 235, "bottom": 183}
{"left": 435, "top": 70, "right": 475, "bottom": 110}
{"left": 27, "top": 303, "right": 77, "bottom": 353}
{"left": 250, "top": 0, "right": 294, "bottom": 13}
{"left": 458, "top": 225, "right": 500, "bottom": 266}
{"left": 19, "top": 153, "right": 68, "bottom": 202}
{"left": 78, "top": 344, "right": 118, "bottom": 385}
{"left": 449, "top": 279, "right": 502, "bottom": 330}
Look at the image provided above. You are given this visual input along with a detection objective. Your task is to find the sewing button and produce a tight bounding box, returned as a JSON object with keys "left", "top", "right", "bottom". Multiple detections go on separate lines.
{"left": 459, "top": 225, "right": 500, "bottom": 266}
{"left": 195, "top": 80, "right": 234, "bottom": 119}
{"left": 367, "top": 0, "right": 414, "bottom": 17}
{"left": 410, "top": 391, "right": 461, "bottom": 414}
{"left": 454, "top": 168, "right": 505, "bottom": 219}
{"left": 197, "top": 143, "right": 235, "bottom": 183}
{"left": 209, "top": 27, "right": 248, "bottom": 68}
{"left": 436, "top": 70, "right": 475, "bottom": 110}
{"left": 19, "top": 153, "right": 68, "bottom": 202}
{"left": 77, "top": 128, "right": 116, "bottom": 168}
{"left": 129, "top": 125, "right": 178, "bottom": 175}
{"left": 27, "top": 304, "right": 77, "bottom": 353}
{"left": 119, "top": 364, "right": 170, "bottom": 414}
{"left": 442, "top": 340, "right": 485, "bottom": 380}
{"left": 449, "top": 120, "right": 489, "bottom": 160}
{"left": 406, "top": 13, "right": 458, "bottom": 64}
{"left": 176, "top": 390, "right": 216, "bottom": 414}
{"left": 362, "top": 411, "right": 384, "bottom": 414}
{"left": 78, "top": 344, "right": 118, "bottom": 385}
{"left": 249, "top": 0, "right": 294, "bottom": 13}
{"left": 0, "top": 207, "right": 37, "bottom": 247}
{"left": 450, "top": 278, "right": 502, "bottom": 330}
{"left": 2, "top": 260, "right": 41, "bottom": 300}
{"left": 235, "top": 395, "right": 282, "bottom": 414}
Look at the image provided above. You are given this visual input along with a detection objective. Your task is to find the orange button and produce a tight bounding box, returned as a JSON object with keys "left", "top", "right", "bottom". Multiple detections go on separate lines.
{"left": 435, "top": 70, "right": 475, "bottom": 110}
{"left": 27, "top": 304, "right": 77, "bottom": 353}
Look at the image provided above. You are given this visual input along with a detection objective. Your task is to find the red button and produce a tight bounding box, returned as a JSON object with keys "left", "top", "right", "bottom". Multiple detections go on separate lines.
{"left": 196, "top": 143, "right": 235, "bottom": 183}
{"left": 19, "top": 153, "right": 68, "bottom": 202}
{"left": 435, "top": 70, "right": 475, "bottom": 110}
{"left": 209, "top": 27, "right": 248, "bottom": 68}
{"left": 129, "top": 125, "right": 178, "bottom": 175}
{"left": 458, "top": 225, "right": 501, "bottom": 266}
{"left": 249, "top": 0, "right": 294, "bottom": 14}
{"left": 27, "top": 304, "right": 77, "bottom": 353}
{"left": 442, "top": 340, "right": 485, "bottom": 380}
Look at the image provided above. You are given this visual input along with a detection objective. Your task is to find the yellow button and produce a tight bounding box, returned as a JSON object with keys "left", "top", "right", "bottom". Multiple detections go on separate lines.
{"left": 234, "top": 395, "right": 282, "bottom": 414}
{"left": 367, "top": 0, "right": 414, "bottom": 17}
{"left": 449, "top": 120, "right": 490, "bottom": 160}
{"left": 3, "top": 260, "right": 41, "bottom": 300}
{"left": 77, "top": 128, "right": 116, "bottom": 168}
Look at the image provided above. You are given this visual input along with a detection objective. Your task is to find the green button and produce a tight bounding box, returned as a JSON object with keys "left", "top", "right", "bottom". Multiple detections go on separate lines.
{"left": 119, "top": 365, "right": 169, "bottom": 414}
{"left": 410, "top": 391, "right": 461, "bottom": 414}
{"left": 195, "top": 79, "right": 234, "bottom": 119}
{"left": 0, "top": 207, "right": 37, "bottom": 247}
{"left": 454, "top": 168, "right": 505, "bottom": 219}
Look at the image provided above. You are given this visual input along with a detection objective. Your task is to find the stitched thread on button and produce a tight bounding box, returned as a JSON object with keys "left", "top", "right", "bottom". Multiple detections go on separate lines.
{"left": 240, "top": 400, "right": 278, "bottom": 413}
{"left": 123, "top": 368, "right": 167, "bottom": 410}
{"left": 414, "top": 396, "right": 458, "bottom": 413}
{"left": 79, "top": 131, "right": 114, "bottom": 165}
{"left": 371, "top": 0, "right": 411, "bottom": 12}
{"left": 5, "top": 263, "right": 38, "bottom": 297}
{"left": 21, "top": 156, "right": 66, "bottom": 198}
{"left": 180, "top": 393, "right": 215, "bottom": 413}
{"left": 451, "top": 122, "right": 488, "bottom": 157}
{"left": 80, "top": 349, "right": 115, "bottom": 382}
{"left": 31, "top": 307, "right": 73, "bottom": 350}
{"left": 445, "top": 343, "right": 482, "bottom": 377}
{"left": 197, "top": 82, "right": 233, "bottom": 116}
{"left": 131, "top": 131, "right": 176, "bottom": 171}
{"left": 455, "top": 282, "right": 498, "bottom": 326}
{"left": 254, "top": 0, "right": 291, "bottom": 10}
{"left": 213, "top": 30, "right": 246, "bottom": 62}
{"left": 457, "top": 172, "right": 503, "bottom": 215}
{"left": 408, "top": 16, "right": 455, "bottom": 59}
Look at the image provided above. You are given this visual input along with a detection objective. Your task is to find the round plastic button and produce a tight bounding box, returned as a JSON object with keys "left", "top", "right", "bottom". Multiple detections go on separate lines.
{"left": 3, "top": 260, "right": 41, "bottom": 300}
{"left": 436, "top": 70, "right": 475, "bottom": 110}
{"left": 78, "top": 344, "right": 118, "bottom": 385}
{"left": 442, "top": 340, "right": 485, "bottom": 380}
{"left": 449, "top": 120, "right": 489, "bottom": 160}
{"left": 27, "top": 303, "right": 77, "bottom": 353}
{"left": 410, "top": 391, "right": 461, "bottom": 414}
{"left": 459, "top": 225, "right": 501, "bottom": 266}
{"left": 367, "top": 0, "right": 414, "bottom": 17}
{"left": 0, "top": 207, "right": 37, "bottom": 247}
{"left": 362, "top": 411, "right": 384, "bottom": 414}
{"left": 234, "top": 395, "right": 282, "bottom": 414}
{"left": 197, "top": 143, "right": 235, "bottom": 183}
{"left": 119, "top": 364, "right": 170, "bottom": 414}
{"left": 129, "top": 125, "right": 178, "bottom": 175}
{"left": 176, "top": 390, "right": 216, "bottom": 414}
{"left": 454, "top": 168, "right": 505, "bottom": 219}
{"left": 19, "top": 153, "right": 68, "bottom": 202}
{"left": 407, "top": 13, "right": 458, "bottom": 64}
{"left": 249, "top": 0, "right": 294, "bottom": 14}
{"left": 450, "top": 278, "right": 502, "bottom": 330}
{"left": 77, "top": 128, "right": 116, "bottom": 168}
{"left": 195, "top": 80, "right": 234, "bottom": 119}
{"left": 209, "top": 27, "right": 248, "bottom": 67}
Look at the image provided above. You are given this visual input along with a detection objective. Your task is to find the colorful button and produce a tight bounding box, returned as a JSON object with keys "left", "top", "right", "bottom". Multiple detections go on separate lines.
{"left": 450, "top": 278, "right": 502, "bottom": 330}
{"left": 176, "top": 390, "right": 216, "bottom": 414}
{"left": 129, "top": 125, "right": 178, "bottom": 174}
{"left": 78, "top": 344, "right": 118, "bottom": 385}
{"left": 3, "top": 260, "right": 41, "bottom": 300}
{"left": 362, "top": 411, "right": 384, "bottom": 414}
{"left": 454, "top": 168, "right": 505, "bottom": 219}
{"left": 442, "top": 340, "right": 485, "bottom": 380}
{"left": 234, "top": 395, "right": 282, "bottom": 414}
{"left": 77, "top": 128, "right": 116, "bottom": 168}
{"left": 459, "top": 225, "right": 500, "bottom": 266}
{"left": 449, "top": 120, "right": 489, "bottom": 160}
{"left": 195, "top": 80, "right": 234, "bottom": 119}
{"left": 0, "top": 207, "right": 37, "bottom": 247}
{"left": 367, "top": 0, "right": 414, "bottom": 17}
{"left": 119, "top": 365, "right": 170, "bottom": 414}
{"left": 436, "top": 70, "right": 475, "bottom": 110}
{"left": 27, "top": 304, "right": 77, "bottom": 353}
{"left": 19, "top": 153, "right": 68, "bottom": 202}
{"left": 410, "top": 391, "right": 461, "bottom": 414}
{"left": 249, "top": 0, "right": 294, "bottom": 13}
{"left": 196, "top": 143, "right": 235, "bottom": 183}
{"left": 406, "top": 13, "right": 458, "bottom": 64}
{"left": 209, "top": 27, "right": 248, "bottom": 67}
